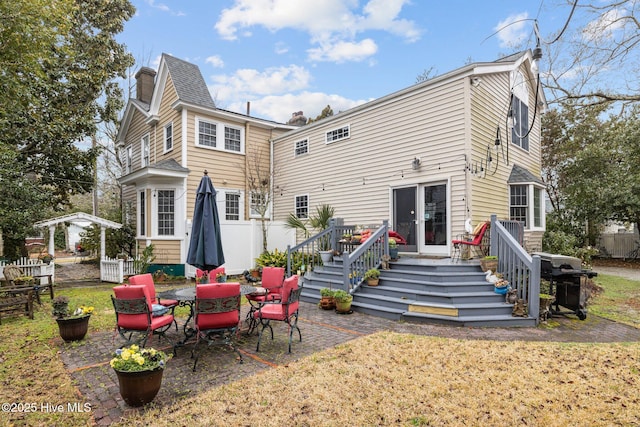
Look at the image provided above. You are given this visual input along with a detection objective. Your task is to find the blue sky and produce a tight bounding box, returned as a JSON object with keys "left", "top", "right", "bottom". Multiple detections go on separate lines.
{"left": 117, "top": 0, "right": 574, "bottom": 123}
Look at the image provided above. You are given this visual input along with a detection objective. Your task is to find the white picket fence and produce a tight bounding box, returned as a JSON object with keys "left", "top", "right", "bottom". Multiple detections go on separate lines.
{"left": 100, "top": 257, "right": 141, "bottom": 283}
{"left": 0, "top": 257, "right": 55, "bottom": 284}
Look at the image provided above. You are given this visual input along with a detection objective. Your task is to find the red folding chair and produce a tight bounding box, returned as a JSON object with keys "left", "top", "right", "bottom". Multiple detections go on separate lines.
{"left": 452, "top": 221, "right": 490, "bottom": 260}
{"left": 190, "top": 283, "right": 242, "bottom": 371}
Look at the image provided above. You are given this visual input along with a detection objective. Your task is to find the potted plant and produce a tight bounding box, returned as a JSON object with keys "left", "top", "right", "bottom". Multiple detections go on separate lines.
{"left": 52, "top": 296, "right": 94, "bottom": 342}
{"left": 388, "top": 238, "right": 399, "bottom": 260}
{"left": 493, "top": 278, "right": 510, "bottom": 295}
{"left": 38, "top": 253, "right": 54, "bottom": 264}
{"left": 110, "top": 344, "right": 171, "bottom": 407}
{"left": 480, "top": 255, "right": 498, "bottom": 273}
{"left": 319, "top": 288, "right": 336, "bottom": 310}
{"left": 364, "top": 268, "right": 380, "bottom": 286}
{"left": 249, "top": 267, "right": 261, "bottom": 279}
{"left": 334, "top": 290, "right": 353, "bottom": 313}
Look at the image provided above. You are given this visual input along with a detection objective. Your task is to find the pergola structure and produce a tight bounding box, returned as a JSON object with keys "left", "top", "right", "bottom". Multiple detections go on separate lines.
{"left": 34, "top": 212, "right": 122, "bottom": 260}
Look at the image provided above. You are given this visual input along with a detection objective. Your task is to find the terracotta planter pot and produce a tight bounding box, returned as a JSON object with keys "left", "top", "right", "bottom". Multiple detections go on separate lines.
{"left": 366, "top": 278, "right": 379, "bottom": 286}
{"left": 56, "top": 315, "right": 90, "bottom": 342}
{"left": 319, "top": 296, "right": 336, "bottom": 310}
{"left": 114, "top": 368, "right": 164, "bottom": 407}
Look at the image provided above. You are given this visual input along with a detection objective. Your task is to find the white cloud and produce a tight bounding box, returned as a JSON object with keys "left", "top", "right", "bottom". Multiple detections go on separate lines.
{"left": 494, "top": 12, "right": 529, "bottom": 48}
{"left": 210, "top": 64, "right": 312, "bottom": 101}
{"left": 205, "top": 55, "right": 224, "bottom": 68}
{"left": 144, "top": 0, "right": 185, "bottom": 16}
{"left": 307, "top": 38, "right": 378, "bottom": 63}
{"left": 274, "top": 42, "right": 289, "bottom": 55}
{"left": 227, "top": 91, "right": 369, "bottom": 123}
{"left": 215, "top": 0, "right": 420, "bottom": 63}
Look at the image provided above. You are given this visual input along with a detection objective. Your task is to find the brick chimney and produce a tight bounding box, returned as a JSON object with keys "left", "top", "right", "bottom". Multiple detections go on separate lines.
{"left": 287, "top": 111, "right": 307, "bottom": 126}
{"left": 135, "top": 67, "right": 156, "bottom": 104}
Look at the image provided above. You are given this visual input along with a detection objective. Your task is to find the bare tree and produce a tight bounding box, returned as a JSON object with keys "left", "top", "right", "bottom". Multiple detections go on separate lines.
{"left": 543, "top": 0, "right": 640, "bottom": 110}
{"left": 245, "top": 147, "right": 277, "bottom": 252}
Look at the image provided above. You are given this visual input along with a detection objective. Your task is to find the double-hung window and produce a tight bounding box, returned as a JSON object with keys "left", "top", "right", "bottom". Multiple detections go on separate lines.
{"left": 225, "top": 192, "right": 240, "bottom": 221}
{"left": 509, "top": 185, "right": 544, "bottom": 230}
{"left": 164, "top": 123, "right": 173, "bottom": 152}
{"left": 198, "top": 120, "right": 217, "bottom": 147}
{"left": 141, "top": 134, "right": 150, "bottom": 167}
{"left": 250, "top": 191, "right": 267, "bottom": 218}
{"left": 125, "top": 146, "right": 132, "bottom": 174}
{"left": 157, "top": 190, "right": 175, "bottom": 236}
{"left": 139, "top": 191, "right": 146, "bottom": 236}
{"left": 295, "top": 195, "right": 309, "bottom": 219}
{"left": 225, "top": 127, "right": 241, "bottom": 152}
{"left": 511, "top": 96, "right": 529, "bottom": 150}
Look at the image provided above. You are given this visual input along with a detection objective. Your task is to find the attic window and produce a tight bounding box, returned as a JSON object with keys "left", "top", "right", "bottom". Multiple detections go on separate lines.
{"left": 325, "top": 125, "right": 350, "bottom": 144}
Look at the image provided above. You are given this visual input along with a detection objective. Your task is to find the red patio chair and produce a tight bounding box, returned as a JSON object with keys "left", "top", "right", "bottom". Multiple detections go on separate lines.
{"left": 111, "top": 285, "right": 175, "bottom": 347}
{"left": 451, "top": 221, "right": 490, "bottom": 260}
{"left": 128, "top": 273, "right": 178, "bottom": 329}
{"left": 253, "top": 275, "right": 302, "bottom": 353}
{"left": 245, "top": 266, "right": 285, "bottom": 334}
{"left": 190, "top": 282, "right": 242, "bottom": 372}
{"left": 195, "top": 266, "right": 226, "bottom": 283}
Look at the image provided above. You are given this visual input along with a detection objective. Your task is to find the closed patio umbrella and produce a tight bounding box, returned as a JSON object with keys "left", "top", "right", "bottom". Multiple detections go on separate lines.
{"left": 187, "top": 171, "right": 225, "bottom": 271}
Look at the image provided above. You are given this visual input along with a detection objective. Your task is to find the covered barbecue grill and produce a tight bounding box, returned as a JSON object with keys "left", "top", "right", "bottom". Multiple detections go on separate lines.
{"left": 534, "top": 252, "right": 598, "bottom": 320}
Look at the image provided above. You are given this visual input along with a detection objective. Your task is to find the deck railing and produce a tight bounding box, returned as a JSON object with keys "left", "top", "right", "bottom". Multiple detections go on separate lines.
{"left": 491, "top": 214, "right": 541, "bottom": 323}
{"left": 286, "top": 220, "right": 389, "bottom": 293}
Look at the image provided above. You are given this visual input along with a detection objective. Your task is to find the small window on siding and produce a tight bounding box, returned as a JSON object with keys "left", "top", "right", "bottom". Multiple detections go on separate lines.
{"left": 126, "top": 146, "right": 132, "bottom": 174}
{"left": 511, "top": 96, "right": 529, "bottom": 151}
{"left": 325, "top": 125, "right": 350, "bottom": 143}
{"left": 294, "top": 138, "right": 309, "bottom": 156}
{"left": 533, "top": 187, "right": 542, "bottom": 228}
{"left": 226, "top": 193, "right": 240, "bottom": 221}
{"left": 164, "top": 123, "right": 173, "bottom": 151}
{"left": 295, "top": 195, "right": 308, "bottom": 219}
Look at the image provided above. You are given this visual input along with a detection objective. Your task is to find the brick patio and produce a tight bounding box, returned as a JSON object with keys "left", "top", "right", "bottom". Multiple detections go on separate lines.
{"left": 58, "top": 301, "right": 640, "bottom": 425}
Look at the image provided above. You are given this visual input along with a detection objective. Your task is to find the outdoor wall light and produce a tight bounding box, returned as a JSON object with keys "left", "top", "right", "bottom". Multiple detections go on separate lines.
{"left": 411, "top": 157, "right": 421, "bottom": 170}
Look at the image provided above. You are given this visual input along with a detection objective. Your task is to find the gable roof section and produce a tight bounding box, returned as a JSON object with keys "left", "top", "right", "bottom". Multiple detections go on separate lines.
{"left": 508, "top": 164, "right": 544, "bottom": 185}
{"left": 34, "top": 212, "right": 122, "bottom": 229}
{"left": 163, "top": 54, "right": 215, "bottom": 109}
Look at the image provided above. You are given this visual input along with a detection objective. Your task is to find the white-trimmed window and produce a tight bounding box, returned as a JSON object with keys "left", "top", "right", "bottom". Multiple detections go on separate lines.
{"left": 164, "top": 123, "right": 173, "bottom": 152}
{"left": 294, "top": 138, "right": 309, "bottom": 156}
{"left": 326, "top": 125, "right": 350, "bottom": 143}
{"left": 511, "top": 96, "right": 529, "bottom": 150}
{"left": 196, "top": 117, "right": 244, "bottom": 153}
{"left": 510, "top": 71, "right": 529, "bottom": 151}
{"left": 139, "top": 191, "right": 146, "bottom": 236}
{"left": 509, "top": 184, "right": 544, "bottom": 230}
{"left": 225, "top": 126, "right": 241, "bottom": 152}
{"left": 157, "top": 189, "right": 175, "bottom": 236}
{"left": 141, "top": 134, "right": 150, "bottom": 167}
{"left": 225, "top": 192, "right": 241, "bottom": 221}
{"left": 295, "top": 195, "right": 309, "bottom": 219}
{"left": 250, "top": 191, "right": 269, "bottom": 218}
{"left": 125, "top": 146, "right": 132, "bottom": 174}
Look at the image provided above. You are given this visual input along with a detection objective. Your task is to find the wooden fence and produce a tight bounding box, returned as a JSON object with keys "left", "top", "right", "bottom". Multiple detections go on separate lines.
{"left": 597, "top": 232, "right": 640, "bottom": 259}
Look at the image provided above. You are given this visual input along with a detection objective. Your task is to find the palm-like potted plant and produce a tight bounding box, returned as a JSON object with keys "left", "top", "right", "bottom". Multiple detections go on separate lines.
{"left": 284, "top": 204, "right": 335, "bottom": 263}
{"left": 364, "top": 268, "right": 380, "bottom": 286}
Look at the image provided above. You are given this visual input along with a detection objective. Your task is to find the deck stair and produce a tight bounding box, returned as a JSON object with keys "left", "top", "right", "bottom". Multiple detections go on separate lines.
{"left": 300, "top": 256, "right": 536, "bottom": 327}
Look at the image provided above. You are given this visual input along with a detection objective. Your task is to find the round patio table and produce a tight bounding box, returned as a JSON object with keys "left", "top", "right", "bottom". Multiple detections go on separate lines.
{"left": 158, "top": 284, "right": 262, "bottom": 344}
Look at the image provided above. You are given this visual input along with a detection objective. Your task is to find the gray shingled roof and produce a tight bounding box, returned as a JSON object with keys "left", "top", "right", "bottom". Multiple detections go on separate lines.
{"left": 151, "top": 158, "right": 190, "bottom": 173}
{"left": 130, "top": 98, "right": 150, "bottom": 113}
{"left": 163, "top": 54, "right": 215, "bottom": 109}
{"left": 508, "top": 164, "right": 544, "bottom": 184}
